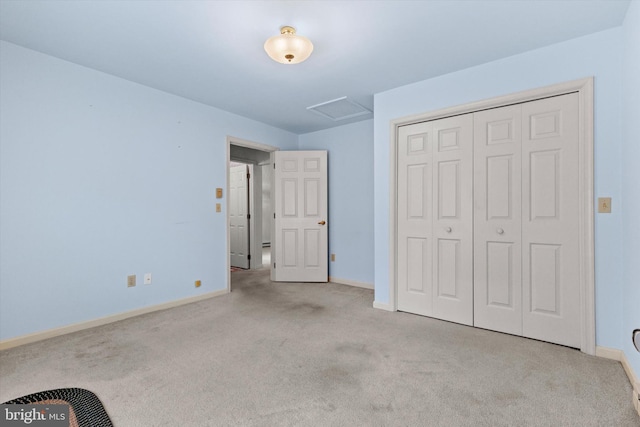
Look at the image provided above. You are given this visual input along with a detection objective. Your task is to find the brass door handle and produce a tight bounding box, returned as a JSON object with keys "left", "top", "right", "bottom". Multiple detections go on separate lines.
{"left": 318, "top": 220, "right": 326, "bottom": 225}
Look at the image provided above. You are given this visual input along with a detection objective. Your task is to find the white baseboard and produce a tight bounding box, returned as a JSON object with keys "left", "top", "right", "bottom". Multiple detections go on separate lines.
{"left": 329, "top": 276, "right": 374, "bottom": 290}
{"left": 372, "top": 301, "right": 394, "bottom": 311}
{"left": 0, "top": 289, "right": 229, "bottom": 351}
{"left": 596, "top": 346, "right": 640, "bottom": 417}
{"left": 595, "top": 346, "right": 624, "bottom": 361}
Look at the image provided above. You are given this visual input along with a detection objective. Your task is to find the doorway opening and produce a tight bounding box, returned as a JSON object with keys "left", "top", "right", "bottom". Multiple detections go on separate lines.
{"left": 226, "top": 137, "right": 278, "bottom": 291}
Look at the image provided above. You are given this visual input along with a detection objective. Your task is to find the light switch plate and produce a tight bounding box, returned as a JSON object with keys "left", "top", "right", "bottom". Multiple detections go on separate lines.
{"left": 598, "top": 197, "right": 612, "bottom": 213}
{"left": 216, "top": 203, "right": 221, "bottom": 213}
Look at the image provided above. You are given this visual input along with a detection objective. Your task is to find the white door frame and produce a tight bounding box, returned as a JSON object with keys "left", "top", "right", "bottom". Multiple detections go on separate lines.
{"left": 387, "top": 78, "right": 595, "bottom": 355}
{"left": 248, "top": 164, "right": 262, "bottom": 270}
{"left": 226, "top": 136, "right": 279, "bottom": 292}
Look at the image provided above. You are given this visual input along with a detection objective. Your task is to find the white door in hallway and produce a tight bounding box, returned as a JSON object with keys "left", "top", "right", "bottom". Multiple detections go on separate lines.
{"left": 397, "top": 114, "right": 474, "bottom": 325}
{"left": 272, "top": 151, "right": 328, "bottom": 282}
{"left": 230, "top": 164, "right": 251, "bottom": 269}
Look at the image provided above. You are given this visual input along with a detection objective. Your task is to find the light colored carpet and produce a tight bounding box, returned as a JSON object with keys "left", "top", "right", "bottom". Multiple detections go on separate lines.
{"left": 1, "top": 269, "right": 638, "bottom": 426}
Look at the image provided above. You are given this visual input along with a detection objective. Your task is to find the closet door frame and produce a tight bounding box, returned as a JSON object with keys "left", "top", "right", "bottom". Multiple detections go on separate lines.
{"left": 387, "top": 77, "right": 595, "bottom": 355}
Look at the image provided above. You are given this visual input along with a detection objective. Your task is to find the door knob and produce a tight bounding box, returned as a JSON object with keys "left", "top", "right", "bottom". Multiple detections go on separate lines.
{"left": 318, "top": 220, "right": 326, "bottom": 225}
{"left": 497, "top": 228, "right": 504, "bottom": 234}
{"left": 445, "top": 227, "right": 452, "bottom": 233}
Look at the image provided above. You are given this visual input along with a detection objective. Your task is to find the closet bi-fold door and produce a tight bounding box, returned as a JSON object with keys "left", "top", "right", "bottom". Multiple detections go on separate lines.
{"left": 397, "top": 115, "right": 473, "bottom": 326}
{"left": 397, "top": 122, "right": 434, "bottom": 317}
{"left": 432, "top": 115, "right": 474, "bottom": 325}
{"left": 474, "top": 93, "right": 581, "bottom": 348}
{"left": 474, "top": 105, "right": 523, "bottom": 335}
{"left": 521, "top": 93, "right": 581, "bottom": 348}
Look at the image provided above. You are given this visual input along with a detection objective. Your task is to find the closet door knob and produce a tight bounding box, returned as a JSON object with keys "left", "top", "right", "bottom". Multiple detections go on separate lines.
{"left": 445, "top": 227, "right": 452, "bottom": 233}
{"left": 497, "top": 228, "right": 504, "bottom": 234}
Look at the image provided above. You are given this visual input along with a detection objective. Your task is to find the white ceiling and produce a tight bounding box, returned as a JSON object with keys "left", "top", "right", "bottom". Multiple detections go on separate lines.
{"left": 0, "top": 0, "right": 631, "bottom": 134}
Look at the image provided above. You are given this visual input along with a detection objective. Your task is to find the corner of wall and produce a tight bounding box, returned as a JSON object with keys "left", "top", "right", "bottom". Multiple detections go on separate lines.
{"left": 596, "top": 346, "right": 640, "bottom": 417}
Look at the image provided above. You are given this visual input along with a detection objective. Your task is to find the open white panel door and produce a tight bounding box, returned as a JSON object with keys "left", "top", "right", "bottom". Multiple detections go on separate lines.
{"left": 230, "top": 164, "right": 250, "bottom": 269}
{"left": 272, "top": 151, "right": 328, "bottom": 282}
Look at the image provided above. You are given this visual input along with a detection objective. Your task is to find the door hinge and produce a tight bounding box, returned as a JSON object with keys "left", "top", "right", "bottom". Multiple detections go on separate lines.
{"left": 273, "top": 213, "right": 276, "bottom": 219}
{"left": 247, "top": 214, "right": 251, "bottom": 219}
{"left": 273, "top": 262, "right": 276, "bottom": 268}
{"left": 247, "top": 173, "right": 250, "bottom": 179}
{"left": 273, "top": 163, "right": 276, "bottom": 169}
{"left": 248, "top": 254, "right": 251, "bottom": 260}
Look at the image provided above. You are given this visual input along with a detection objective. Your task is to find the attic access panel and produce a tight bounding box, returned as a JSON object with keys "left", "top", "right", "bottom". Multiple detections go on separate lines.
{"left": 307, "top": 97, "right": 372, "bottom": 121}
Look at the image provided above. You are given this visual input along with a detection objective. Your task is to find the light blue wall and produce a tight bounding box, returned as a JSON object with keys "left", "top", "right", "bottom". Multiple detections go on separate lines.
{"left": 621, "top": 1, "right": 640, "bottom": 379}
{"left": 1, "top": 19, "right": 636, "bottom": 369}
{"left": 299, "top": 120, "right": 374, "bottom": 285}
{"left": 0, "top": 41, "right": 297, "bottom": 341}
{"left": 373, "top": 28, "right": 625, "bottom": 349}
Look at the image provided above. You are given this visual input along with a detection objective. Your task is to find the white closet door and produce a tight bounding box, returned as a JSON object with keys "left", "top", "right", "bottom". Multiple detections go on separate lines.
{"left": 397, "top": 115, "right": 473, "bottom": 325}
{"left": 397, "top": 122, "right": 434, "bottom": 316}
{"left": 396, "top": 90, "right": 584, "bottom": 348}
{"left": 474, "top": 105, "right": 523, "bottom": 335}
{"left": 522, "top": 93, "right": 581, "bottom": 348}
{"left": 431, "top": 114, "right": 474, "bottom": 325}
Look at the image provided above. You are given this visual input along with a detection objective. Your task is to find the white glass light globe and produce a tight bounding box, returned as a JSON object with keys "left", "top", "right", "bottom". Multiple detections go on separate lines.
{"left": 264, "top": 26, "right": 313, "bottom": 64}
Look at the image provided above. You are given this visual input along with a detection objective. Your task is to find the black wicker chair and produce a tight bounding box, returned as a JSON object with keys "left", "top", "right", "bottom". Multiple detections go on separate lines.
{"left": 2, "top": 388, "right": 113, "bottom": 427}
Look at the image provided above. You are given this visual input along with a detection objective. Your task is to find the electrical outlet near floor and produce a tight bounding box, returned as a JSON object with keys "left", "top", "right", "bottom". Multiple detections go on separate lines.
{"left": 331, "top": 254, "right": 336, "bottom": 262}
{"left": 127, "top": 275, "right": 136, "bottom": 288}
{"left": 144, "top": 273, "right": 152, "bottom": 285}
{"left": 195, "top": 280, "right": 201, "bottom": 288}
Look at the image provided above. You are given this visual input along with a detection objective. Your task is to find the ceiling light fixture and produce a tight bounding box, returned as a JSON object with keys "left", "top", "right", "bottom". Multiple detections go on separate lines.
{"left": 264, "top": 26, "right": 313, "bottom": 64}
